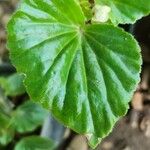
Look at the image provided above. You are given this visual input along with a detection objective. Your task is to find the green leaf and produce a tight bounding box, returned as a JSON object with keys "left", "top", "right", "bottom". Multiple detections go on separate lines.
{"left": 15, "top": 136, "right": 56, "bottom": 150}
{"left": 0, "top": 113, "right": 14, "bottom": 145}
{"left": 0, "top": 90, "right": 13, "bottom": 114}
{"left": 0, "top": 73, "right": 26, "bottom": 96}
{"left": 95, "top": 0, "right": 150, "bottom": 24}
{"left": 79, "top": 0, "right": 93, "bottom": 21}
{"left": 11, "top": 101, "right": 48, "bottom": 133}
{"left": 7, "top": 0, "right": 142, "bottom": 148}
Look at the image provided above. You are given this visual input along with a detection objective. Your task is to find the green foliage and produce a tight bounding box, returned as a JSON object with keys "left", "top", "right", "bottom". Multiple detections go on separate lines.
{"left": 0, "top": 90, "right": 13, "bottom": 114}
{"left": 0, "top": 100, "right": 48, "bottom": 145}
{"left": 0, "top": 73, "right": 26, "bottom": 96}
{"left": 0, "top": 74, "right": 49, "bottom": 150}
{"left": 0, "top": 73, "right": 48, "bottom": 146}
{"left": 95, "top": 0, "right": 150, "bottom": 25}
{"left": 11, "top": 101, "right": 48, "bottom": 133}
{"left": 15, "top": 136, "right": 56, "bottom": 150}
{"left": 79, "top": 0, "right": 93, "bottom": 21}
{"left": 0, "top": 90, "right": 14, "bottom": 145}
{"left": 0, "top": 113, "right": 14, "bottom": 145}
{"left": 7, "top": 0, "right": 150, "bottom": 148}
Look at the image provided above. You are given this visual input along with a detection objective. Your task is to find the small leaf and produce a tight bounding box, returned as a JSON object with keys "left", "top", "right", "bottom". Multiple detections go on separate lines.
{"left": 7, "top": 0, "right": 143, "bottom": 148}
{"left": 15, "top": 136, "right": 56, "bottom": 150}
{"left": 0, "top": 73, "right": 26, "bottom": 96}
{"left": 0, "top": 113, "right": 14, "bottom": 145}
{"left": 95, "top": 0, "right": 150, "bottom": 24}
{"left": 0, "top": 90, "right": 13, "bottom": 114}
{"left": 79, "top": 0, "right": 93, "bottom": 21}
{"left": 11, "top": 101, "right": 48, "bottom": 133}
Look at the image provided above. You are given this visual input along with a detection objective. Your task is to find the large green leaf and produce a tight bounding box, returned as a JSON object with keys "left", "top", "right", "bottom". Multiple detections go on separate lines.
{"left": 11, "top": 101, "right": 48, "bottom": 133}
{"left": 95, "top": 0, "right": 150, "bottom": 24}
{"left": 15, "top": 136, "right": 56, "bottom": 150}
{"left": 7, "top": 0, "right": 142, "bottom": 148}
{"left": 0, "top": 73, "right": 26, "bottom": 96}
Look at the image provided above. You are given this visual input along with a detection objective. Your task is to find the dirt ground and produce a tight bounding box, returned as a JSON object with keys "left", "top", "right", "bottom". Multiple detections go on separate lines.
{"left": 0, "top": 1, "right": 150, "bottom": 150}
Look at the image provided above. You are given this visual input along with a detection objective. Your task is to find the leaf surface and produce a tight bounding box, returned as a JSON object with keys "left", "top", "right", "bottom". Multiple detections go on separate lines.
{"left": 7, "top": 0, "right": 142, "bottom": 148}
{"left": 12, "top": 101, "right": 48, "bottom": 133}
{"left": 15, "top": 136, "right": 55, "bottom": 150}
{"left": 96, "top": 0, "right": 150, "bottom": 24}
{"left": 0, "top": 73, "right": 25, "bottom": 96}
{"left": 0, "top": 113, "right": 14, "bottom": 145}
{"left": 79, "top": 0, "right": 93, "bottom": 21}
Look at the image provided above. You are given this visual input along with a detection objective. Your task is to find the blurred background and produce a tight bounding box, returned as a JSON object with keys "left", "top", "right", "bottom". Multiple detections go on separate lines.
{"left": 0, "top": 0, "right": 150, "bottom": 150}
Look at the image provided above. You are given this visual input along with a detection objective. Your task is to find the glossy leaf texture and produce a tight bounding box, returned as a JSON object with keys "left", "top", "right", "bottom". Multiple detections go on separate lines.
{"left": 96, "top": 0, "right": 150, "bottom": 24}
{"left": 11, "top": 101, "right": 48, "bottom": 133}
{"left": 15, "top": 136, "right": 56, "bottom": 150}
{"left": 7, "top": 0, "right": 142, "bottom": 148}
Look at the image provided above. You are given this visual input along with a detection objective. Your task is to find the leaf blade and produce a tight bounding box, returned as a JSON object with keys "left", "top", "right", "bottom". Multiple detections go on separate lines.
{"left": 0, "top": 73, "right": 25, "bottom": 96}
{"left": 7, "top": 0, "right": 142, "bottom": 148}
{"left": 0, "top": 113, "right": 14, "bottom": 145}
{"left": 15, "top": 136, "right": 56, "bottom": 150}
{"left": 95, "top": 0, "right": 150, "bottom": 24}
{"left": 12, "top": 101, "right": 48, "bottom": 133}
